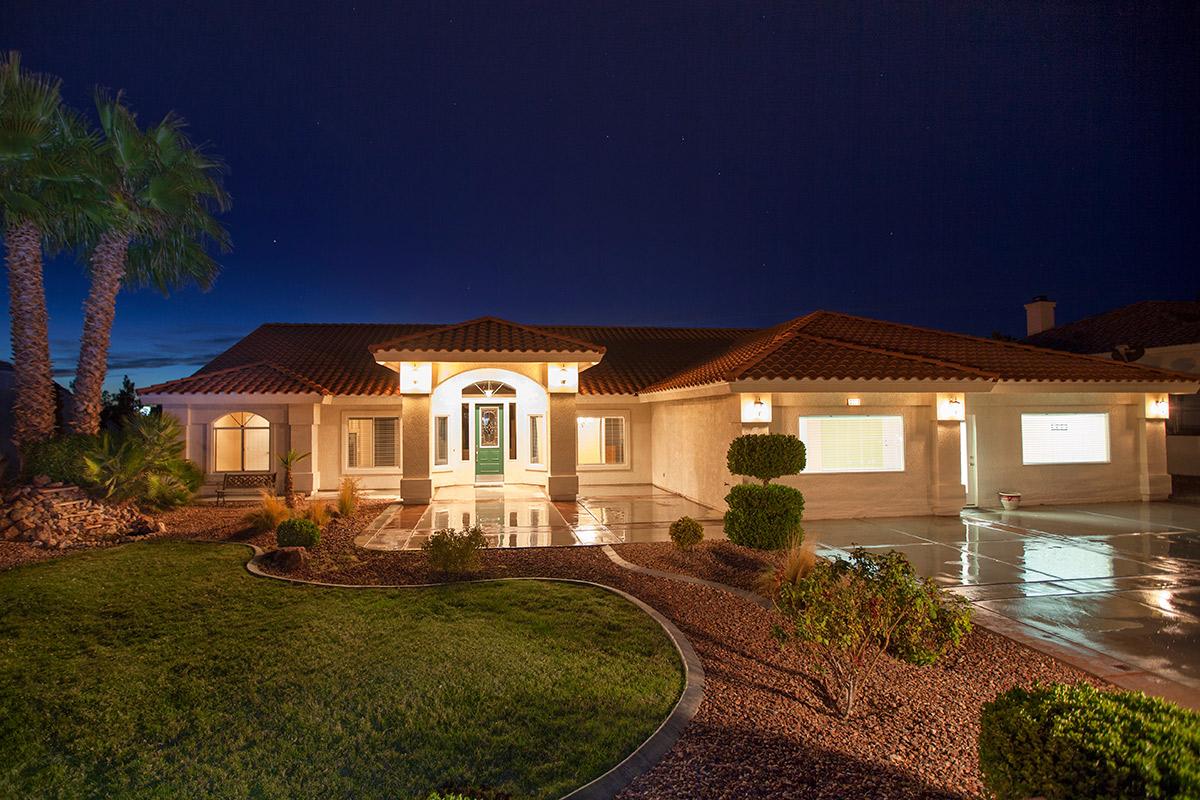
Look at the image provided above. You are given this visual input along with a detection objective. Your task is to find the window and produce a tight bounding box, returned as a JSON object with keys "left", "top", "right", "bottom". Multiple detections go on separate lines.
{"left": 1021, "top": 413, "right": 1109, "bottom": 465}
{"left": 461, "top": 403, "right": 470, "bottom": 460}
{"left": 578, "top": 415, "right": 626, "bottom": 466}
{"left": 529, "top": 414, "right": 544, "bottom": 465}
{"left": 434, "top": 415, "right": 449, "bottom": 466}
{"left": 508, "top": 403, "right": 517, "bottom": 460}
{"left": 346, "top": 417, "right": 399, "bottom": 469}
{"left": 213, "top": 412, "right": 270, "bottom": 472}
{"left": 798, "top": 415, "right": 905, "bottom": 473}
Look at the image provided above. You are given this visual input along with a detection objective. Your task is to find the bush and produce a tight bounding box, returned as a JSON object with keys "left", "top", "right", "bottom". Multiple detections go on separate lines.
{"left": 80, "top": 414, "right": 201, "bottom": 510}
{"left": 979, "top": 683, "right": 1200, "bottom": 800}
{"left": 757, "top": 538, "right": 816, "bottom": 598}
{"left": 276, "top": 517, "right": 321, "bottom": 549}
{"left": 726, "top": 433, "right": 805, "bottom": 484}
{"left": 423, "top": 526, "right": 488, "bottom": 574}
{"left": 723, "top": 483, "right": 804, "bottom": 550}
{"left": 668, "top": 516, "right": 704, "bottom": 550}
{"left": 302, "top": 500, "right": 331, "bottom": 527}
{"left": 21, "top": 434, "right": 96, "bottom": 485}
{"left": 337, "top": 476, "right": 361, "bottom": 518}
{"left": 244, "top": 490, "right": 289, "bottom": 534}
{"left": 774, "top": 547, "right": 972, "bottom": 717}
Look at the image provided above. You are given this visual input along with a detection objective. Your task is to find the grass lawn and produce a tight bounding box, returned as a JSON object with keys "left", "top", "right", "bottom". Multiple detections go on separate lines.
{"left": 0, "top": 541, "right": 683, "bottom": 799}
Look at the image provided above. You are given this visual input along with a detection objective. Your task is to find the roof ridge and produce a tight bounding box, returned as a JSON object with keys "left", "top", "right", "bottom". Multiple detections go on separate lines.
{"left": 794, "top": 332, "right": 1000, "bottom": 379}
{"left": 367, "top": 316, "right": 606, "bottom": 353}
{"left": 139, "top": 360, "right": 330, "bottom": 395}
{"left": 260, "top": 361, "right": 333, "bottom": 395}
{"left": 725, "top": 313, "right": 822, "bottom": 380}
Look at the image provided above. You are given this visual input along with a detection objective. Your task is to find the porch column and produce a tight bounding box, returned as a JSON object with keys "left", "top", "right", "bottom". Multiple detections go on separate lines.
{"left": 401, "top": 395, "right": 432, "bottom": 504}
{"left": 160, "top": 404, "right": 199, "bottom": 464}
{"left": 287, "top": 402, "right": 321, "bottom": 496}
{"left": 1137, "top": 404, "right": 1170, "bottom": 502}
{"left": 548, "top": 393, "right": 578, "bottom": 501}
{"left": 929, "top": 407, "right": 966, "bottom": 515}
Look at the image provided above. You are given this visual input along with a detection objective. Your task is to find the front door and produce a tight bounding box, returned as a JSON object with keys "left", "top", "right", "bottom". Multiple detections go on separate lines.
{"left": 475, "top": 405, "right": 504, "bottom": 477}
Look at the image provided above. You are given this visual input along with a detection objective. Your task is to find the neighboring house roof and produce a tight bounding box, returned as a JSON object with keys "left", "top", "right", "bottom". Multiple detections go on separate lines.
{"left": 1023, "top": 300, "right": 1200, "bottom": 354}
{"left": 139, "top": 312, "right": 1197, "bottom": 398}
{"left": 369, "top": 316, "right": 606, "bottom": 356}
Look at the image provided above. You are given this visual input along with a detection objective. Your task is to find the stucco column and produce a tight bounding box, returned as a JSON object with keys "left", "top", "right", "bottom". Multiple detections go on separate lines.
{"left": 1137, "top": 412, "right": 1170, "bottom": 502}
{"left": 287, "top": 402, "right": 321, "bottom": 496}
{"left": 929, "top": 412, "right": 966, "bottom": 515}
{"left": 159, "top": 404, "right": 197, "bottom": 462}
{"left": 548, "top": 393, "right": 578, "bottom": 501}
{"left": 401, "top": 395, "right": 432, "bottom": 504}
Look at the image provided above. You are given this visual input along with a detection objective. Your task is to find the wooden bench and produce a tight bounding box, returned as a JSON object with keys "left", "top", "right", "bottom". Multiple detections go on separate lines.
{"left": 215, "top": 472, "right": 277, "bottom": 506}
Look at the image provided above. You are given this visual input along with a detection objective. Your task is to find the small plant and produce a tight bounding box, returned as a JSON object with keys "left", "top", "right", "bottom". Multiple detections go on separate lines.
{"left": 337, "top": 476, "right": 361, "bottom": 517}
{"left": 757, "top": 538, "right": 816, "bottom": 597}
{"left": 244, "top": 490, "right": 289, "bottom": 533}
{"left": 979, "top": 682, "right": 1200, "bottom": 800}
{"left": 423, "top": 526, "right": 488, "bottom": 574}
{"left": 723, "top": 483, "right": 804, "bottom": 550}
{"left": 276, "top": 517, "right": 321, "bottom": 549}
{"left": 774, "top": 547, "right": 971, "bottom": 717}
{"left": 302, "top": 500, "right": 331, "bottom": 528}
{"left": 277, "top": 449, "right": 310, "bottom": 508}
{"left": 668, "top": 516, "right": 704, "bottom": 550}
{"left": 726, "top": 433, "right": 806, "bottom": 484}
{"left": 78, "top": 414, "right": 201, "bottom": 510}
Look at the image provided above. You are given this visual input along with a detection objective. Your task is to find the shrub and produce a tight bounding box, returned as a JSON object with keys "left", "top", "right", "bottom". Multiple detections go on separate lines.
{"left": 726, "top": 433, "right": 805, "bottom": 484}
{"left": 774, "top": 547, "right": 972, "bottom": 717}
{"left": 302, "top": 500, "right": 331, "bottom": 528}
{"left": 244, "top": 490, "right": 289, "bottom": 533}
{"left": 758, "top": 538, "right": 816, "bottom": 597}
{"left": 723, "top": 483, "right": 804, "bottom": 550}
{"left": 337, "top": 476, "right": 361, "bottom": 518}
{"left": 276, "top": 517, "right": 321, "bottom": 549}
{"left": 21, "top": 434, "right": 96, "bottom": 484}
{"left": 423, "top": 526, "right": 488, "bottom": 574}
{"left": 80, "top": 414, "right": 201, "bottom": 510}
{"left": 668, "top": 516, "right": 704, "bottom": 550}
{"left": 979, "top": 682, "right": 1200, "bottom": 800}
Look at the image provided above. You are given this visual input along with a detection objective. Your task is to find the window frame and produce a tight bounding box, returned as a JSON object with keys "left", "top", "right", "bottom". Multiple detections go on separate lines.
{"left": 433, "top": 414, "right": 450, "bottom": 467}
{"left": 342, "top": 413, "right": 402, "bottom": 473}
{"left": 528, "top": 413, "right": 545, "bottom": 468}
{"left": 797, "top": 414, "right": 906, "bottom": 474}
{"left": 1020, "top": 412, "right": 1111, "bottom": 466}
{"left": 211, "top": 412, "right": 272, "bottom": 473}
{"left": 576, "top": 412, "right": 630, "bottom": 469}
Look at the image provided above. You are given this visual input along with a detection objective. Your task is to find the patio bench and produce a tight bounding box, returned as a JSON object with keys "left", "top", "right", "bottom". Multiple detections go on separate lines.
{"left": 215, "top": 472, "right": 277, "bottom": 506}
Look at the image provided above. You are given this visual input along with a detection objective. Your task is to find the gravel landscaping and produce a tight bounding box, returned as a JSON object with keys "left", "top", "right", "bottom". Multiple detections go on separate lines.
{"left": 1, "top": 501, "right": 1107, "bottom": 798}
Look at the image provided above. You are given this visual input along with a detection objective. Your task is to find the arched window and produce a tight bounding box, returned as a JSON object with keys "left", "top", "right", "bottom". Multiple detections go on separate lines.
{"left": 213, "top": 412, "right": 271, "bottom": 472}
{"left": 462, "top": 380, "right": 516, "bottom": 397}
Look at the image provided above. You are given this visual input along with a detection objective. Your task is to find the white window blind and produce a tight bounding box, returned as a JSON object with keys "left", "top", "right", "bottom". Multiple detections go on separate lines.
{"left": 347, "top": 417, "right": 399, "bottom": 468}
{"left": 798, "top": 415, "right": 905, "bottom": 473}
{"left": 577, "top": 415, "right": 627, "bottom": 465}
{"left": 434, "top": 416, "right": 449, "bottom": 466}
{"left": 1021, "top": 413, "right": 1109, "bottom": 465}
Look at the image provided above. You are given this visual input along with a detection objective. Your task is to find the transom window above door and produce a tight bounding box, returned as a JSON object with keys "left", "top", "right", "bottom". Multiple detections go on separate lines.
{"left": 213, "top": 412, "right": 271, "bottom": 472}
{"left": 463, "top": 380, "right": 516, "bottom": 397}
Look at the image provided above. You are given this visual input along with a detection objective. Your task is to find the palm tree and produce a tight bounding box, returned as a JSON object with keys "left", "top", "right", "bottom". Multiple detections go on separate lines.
{"left": 0, "top": 52, "right": 94, "bottom": 449}
{"left": 67, "top": 93, "right": 229, "bottom": 435}
{"left": 278, "top": 449, "right": 310, "bottom": 508}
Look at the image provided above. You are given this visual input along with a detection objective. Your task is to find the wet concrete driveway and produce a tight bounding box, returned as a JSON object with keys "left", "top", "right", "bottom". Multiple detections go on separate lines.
{"left": 806, "top": 502, "right": 1200, "bottom": 707}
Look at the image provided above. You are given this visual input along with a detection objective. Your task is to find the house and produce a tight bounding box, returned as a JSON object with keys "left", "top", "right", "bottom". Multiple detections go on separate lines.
{"left": 138, "top": 312, "right": 1199, "bottom": 519}
{"left": 1024, "top": 298, "right": 1200, "bottom": 492}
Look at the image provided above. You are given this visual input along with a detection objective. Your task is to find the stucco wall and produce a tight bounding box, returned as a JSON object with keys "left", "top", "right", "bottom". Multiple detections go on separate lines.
{"left": 576, "top": 397, "right": 652, "bottom": 488}
{"left": 649, "top": 394, "right": 742, "bottom": 509}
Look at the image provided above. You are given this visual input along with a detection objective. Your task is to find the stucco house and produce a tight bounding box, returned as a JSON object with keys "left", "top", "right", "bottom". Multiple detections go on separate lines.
{"left": 139, "top": 312, "right": 1199, "bottom": 519}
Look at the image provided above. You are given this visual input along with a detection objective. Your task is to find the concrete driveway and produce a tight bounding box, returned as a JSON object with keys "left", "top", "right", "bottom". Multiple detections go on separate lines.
{"left": 806, "top": 502, "right": 1200, "bottom": 708}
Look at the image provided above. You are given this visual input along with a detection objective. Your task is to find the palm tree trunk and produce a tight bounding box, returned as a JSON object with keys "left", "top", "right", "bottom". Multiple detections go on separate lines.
{"left": 5, "top": 217, "right": 57, "bottom": 449}
{"left": 68, "top": 230, "right": 130, "bottom": 435}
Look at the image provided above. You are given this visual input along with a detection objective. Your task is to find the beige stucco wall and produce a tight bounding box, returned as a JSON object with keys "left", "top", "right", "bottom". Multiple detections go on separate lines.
{"left": 649, "top": 394, "right": 743, "bottom": 509}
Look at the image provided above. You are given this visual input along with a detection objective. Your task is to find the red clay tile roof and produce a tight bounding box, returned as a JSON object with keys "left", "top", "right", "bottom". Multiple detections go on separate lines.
{"left": 1024, "top": 300, "right": 1200, "bottom": 354}
{"left": 370, "top": 317, "right": 604, "bottom": 355}
{"left": 140, "top": 312, "right": 1198, "bottom": 398}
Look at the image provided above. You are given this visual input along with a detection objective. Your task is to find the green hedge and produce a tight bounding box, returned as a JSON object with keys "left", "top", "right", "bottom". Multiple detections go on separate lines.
{"left": 726, "top": 433, "right": 805, "bottom": 484}
{"left": 276, "top": 517, "right": 321, "bottom": 549}
{"left": 723, "top": 483, "right": 804, "bottom": 550}
{"left": 979, "top": 682, "right": 1200, "bottom": 800}
{"left": 21, "top": 435, "right": 96, "bottom": 484}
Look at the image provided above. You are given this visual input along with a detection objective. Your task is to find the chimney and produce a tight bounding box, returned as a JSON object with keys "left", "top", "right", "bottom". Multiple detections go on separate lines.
{"left": 1024, "top": 295, "right": 1056, "bottom": 336}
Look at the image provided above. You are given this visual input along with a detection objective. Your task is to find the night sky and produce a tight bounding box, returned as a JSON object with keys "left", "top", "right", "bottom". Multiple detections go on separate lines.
{"left": 4, "top": 1, "right": 1198, "bottom": 391}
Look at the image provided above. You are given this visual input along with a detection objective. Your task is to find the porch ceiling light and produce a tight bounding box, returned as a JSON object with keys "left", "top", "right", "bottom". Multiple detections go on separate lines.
{"left": 846, "top": 397, "right": 862, "bottom": 407}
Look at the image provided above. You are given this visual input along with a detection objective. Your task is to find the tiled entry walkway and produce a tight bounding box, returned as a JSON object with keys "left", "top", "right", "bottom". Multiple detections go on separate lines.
{"left": 360, "top": 484, "right": 722, "bottom": 550}
{"left": 806, "top": 502, "right": 1200, "bottom": 706}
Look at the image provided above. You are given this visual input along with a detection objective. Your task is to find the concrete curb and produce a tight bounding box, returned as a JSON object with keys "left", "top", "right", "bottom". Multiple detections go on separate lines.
{"left": 242, "top": 545, "right": 704, "bottom": 800}
{"left": 601, "top": 544, "right": 772, "bottom": 610}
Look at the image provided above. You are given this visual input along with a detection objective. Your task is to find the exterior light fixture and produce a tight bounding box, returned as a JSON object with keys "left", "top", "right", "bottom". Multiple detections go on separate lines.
{"left": 399, "top": 362, "right": 432, "bottom": 394}
{"left": 1146, "top": 395, "right": 1170, "bottom": 420}
{"left": 846, "top": 397, "right": 862, "bottom": 407}
{"left": 548, "top": 363, "right": 578, "bottom": 393}
{"left": 937, "top": 393, "right": 966, "bottom": 421}
{"left": 740, "top": 394, "right": 772, "bottom": 423}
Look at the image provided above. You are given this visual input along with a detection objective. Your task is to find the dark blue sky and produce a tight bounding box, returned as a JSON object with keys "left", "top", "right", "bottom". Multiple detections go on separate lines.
{"left": 4, "top": 1, "right": 1198, "bottom": 390}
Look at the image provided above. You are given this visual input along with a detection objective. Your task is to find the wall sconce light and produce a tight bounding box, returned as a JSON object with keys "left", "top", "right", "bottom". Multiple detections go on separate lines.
{"left": 1146, "top": 395, "right": 1170, "bottom": 420}
{"left": 548, "top": 363, "right": 578, "bottom": 393}
{"left": 937, "top": 393, "right": 966, "bottom": 421}
{"left": 399, "top": 361, "right": 432, "bottom": 394}
{"left": 846, "top": 397, "right": 862, "bottom": 407}
{"left": 740, "top": 394, "right": 773, "bottom": 423}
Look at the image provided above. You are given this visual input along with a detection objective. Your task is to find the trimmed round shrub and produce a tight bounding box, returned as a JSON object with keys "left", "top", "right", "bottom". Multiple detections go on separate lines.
{"left": 423, "top": 526, "right": 488, "bottom": 574}
{"left": 723, "top": 483, "right": 804, "bottom": 550}
{"left": 276, "top": 517, "right": 321, "bottom": 549}
{"left": 668, "top": 516, "right": 704, "bottom": 550}
{"left": 726, "top": 433, "right": 805, "bottom": 484}
{"left": 979, "top": 682, "right": 1200, "bottom": 800}
{"left": 21, "top": 434, "right": 96, "bottom": 485}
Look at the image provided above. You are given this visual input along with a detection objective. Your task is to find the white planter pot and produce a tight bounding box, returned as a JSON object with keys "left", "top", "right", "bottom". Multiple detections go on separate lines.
{"left": 998, "top": 491, "right": 1021, "bottom": 511}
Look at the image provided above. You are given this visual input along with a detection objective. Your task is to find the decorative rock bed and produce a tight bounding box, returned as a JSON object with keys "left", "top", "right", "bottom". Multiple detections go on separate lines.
{"left": 0, "top": 478, "right": 163, "bottom": 549}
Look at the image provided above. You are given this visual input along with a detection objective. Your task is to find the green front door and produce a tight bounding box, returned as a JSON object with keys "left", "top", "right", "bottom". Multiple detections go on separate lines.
{"left": 475, "top": 405, "right": 504, "bottom": 476}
